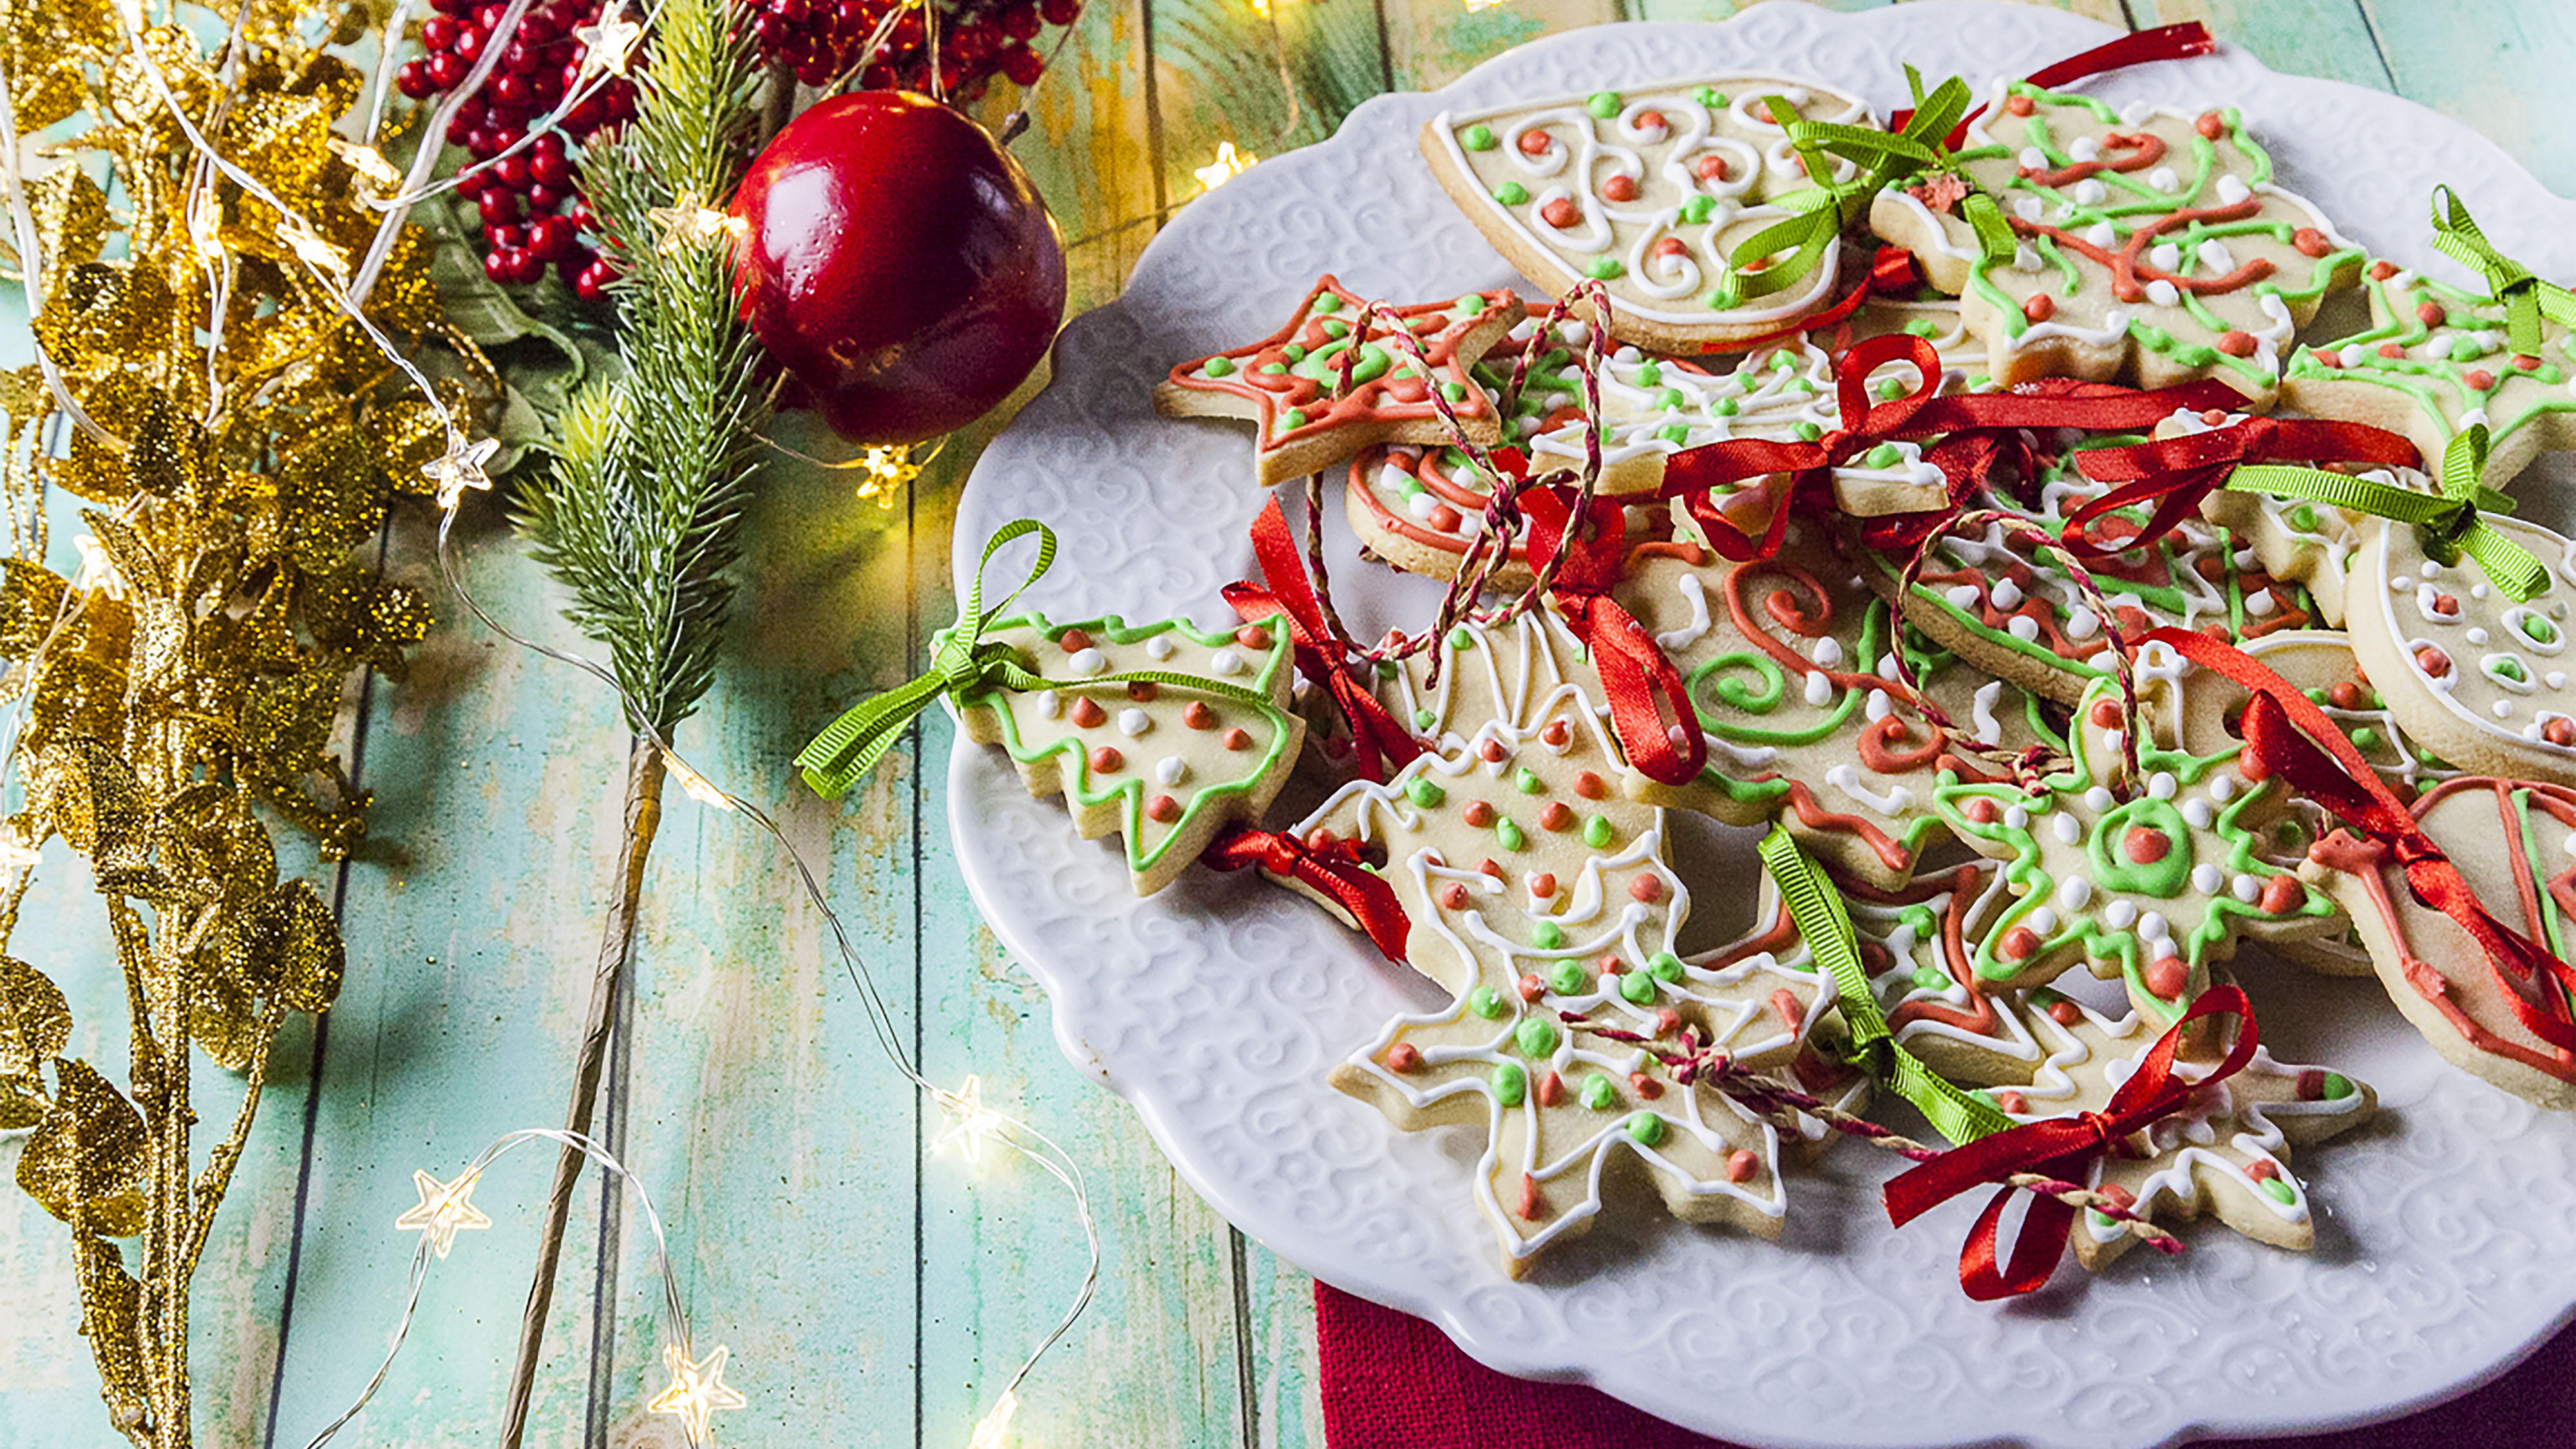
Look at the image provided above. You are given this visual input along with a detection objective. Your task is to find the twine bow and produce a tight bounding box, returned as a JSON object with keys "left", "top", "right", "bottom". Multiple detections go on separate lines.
{"left": 1201, "top": 826, "right": 1410, "bottom": 963}
{"left": 2233, "top": 422, "right": 2544, "bottom": 600}
{"left": 797, "top": 519, "right": 1270, "bottom": 797}
{"left": 1519, "top": 486, "right": 1706, "bottom": 786}
{"left": 1224, "top": 498, "right": 1426, "bottom": 784}
{"left": 2064, "top": 413, "right": 2423, "bottom": 560}
{"left": 1754, "top": 824, "right": 2014, "bottom": 1147}
{"left": 2430, "top": 186, "right": 2576, "bottom": 359}
{"left": 1884, "top": 983, "right": 2259, "bottom": 1300}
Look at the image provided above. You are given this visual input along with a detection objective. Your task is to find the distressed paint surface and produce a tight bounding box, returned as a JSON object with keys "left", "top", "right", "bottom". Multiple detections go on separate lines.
{"left": 0, "top": 2, "right": 2567, "bottom": 1446}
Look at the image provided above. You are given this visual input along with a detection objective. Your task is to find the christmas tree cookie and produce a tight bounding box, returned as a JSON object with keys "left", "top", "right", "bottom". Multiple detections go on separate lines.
{"left": 1613, "top": 527, "right": 2064, "bottom": 889}
{"left": 2284, "top": 260, "right": 2576, "bottom": 493}
{"left": 2342, "top": 511, "right": 2576, "bottom": 786}
{"left": 1870, "top": 81, "right": 2364, "bottom": 402}
{"left": 1931, "top": 661, "right": 2343, "bottom": 1028}
{"left": 1365, "top": 608, "right": 1609, "bottom": 755}
{"left": 1155, "top": 276, "right": 1524, "bottom": 487}
{"left": 948, "top": 612, "right": 1305, "bottom": 895}
{"left": 1421, "top": 76, "right": 1874, "bottom": 349}
{"left": 2307, "top": 777, "right": 2576, "bottom": 1109}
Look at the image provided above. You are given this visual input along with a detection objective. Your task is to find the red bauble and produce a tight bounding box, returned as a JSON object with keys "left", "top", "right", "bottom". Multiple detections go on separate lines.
{"left": 730, "top": 91, "right": 1066, "bottom": 445}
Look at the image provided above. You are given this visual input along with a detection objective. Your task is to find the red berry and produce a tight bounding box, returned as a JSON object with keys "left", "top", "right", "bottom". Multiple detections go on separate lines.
{"left": 466, "top": 128, "right": 506, "bottom": 159}
{"left": 428, "top": 51, "right": 469, "bottom": 88}
{"left": 483, "top": 251, "right": 513, "bottom": 282}
{"left": 1039, "top": 0, "right": 1079, "bottom": 22}
{"left": 510, "top": 249, "right": 548, "bottom": 285}
{"left": 493, "top": 73, "right": 531, "bottom": 109}
{"left": 421, "top": 14, "right": 458, "bottom": 48}
{"left": 1000, "top": 0, "right": 1040, "bottom": 37}
{"left": 526, "top": 214, "right": 574, "bottom": 259}
{"left": 795, "top": 59, "right": 834, "bottom": 86}
{"left": 1001, "top": 43, "right": 1043, "bottom": 85}
{"left": 575, "top": 264, "right": 613, "bottom": 302}
{"left": 450, "top": 24, "right": 484, "bottom": 61}
{"left": 428, "top": 0, "right": 466, "bottom": 13}
{"left": 527, "top": 181, "right": 569, "bottom": 211}
{"left": 493, "top": 153, "right": 531, "bottom": 189}
{"left": 472, "top": 3, "right": 504, "bottom": 28}
{"left": 530, "top": 151, "right": 573, "bottom": 189}
{"left": 486, "top": 223, "right": 522, "bottom": 251}
{"left": 477, "top": 190, "right": 522, "bottom": 226}
{"left": 453, "top": 94, "right": 489, "bottom": 127}
{"left": 397, "top": 59, "right": 438, "bottom": 99}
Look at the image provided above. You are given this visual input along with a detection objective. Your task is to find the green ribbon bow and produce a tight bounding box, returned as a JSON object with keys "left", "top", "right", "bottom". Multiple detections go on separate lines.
{"left": 2230, "top": 423, "right": 2546, "bottom": 601}
{"left": 1754, "top": 824, "right": 2014, "bottom": 1147}
{"left": 2430, "top": 186, "right": 2576, "bottom": 359}
{"left": 1725, "top": 69, "right": 2012, "bottom": 303}
{"left": 795, "top": 519, "right": 1273, "bottom": 799}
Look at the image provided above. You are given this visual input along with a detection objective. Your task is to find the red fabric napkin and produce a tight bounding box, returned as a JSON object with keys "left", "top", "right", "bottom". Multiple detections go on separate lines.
{"left": 1316, "top": 1281, "right": 2576, "bottom": 1449}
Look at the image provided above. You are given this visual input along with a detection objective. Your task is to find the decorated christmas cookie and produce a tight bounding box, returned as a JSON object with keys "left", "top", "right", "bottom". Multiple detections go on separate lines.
{"left": 2284, "top": 260, "right": 2575, "bottom": 493}
{"left": 1871, "top": 440, "right": 2321, "bottom": 705}
{"left": 1305, "top": 676, "right": 1819, "bottom": 1272}
{"left": 2307, "top": 777, "right": 2576, "bottom": 1109}
{"left": 948, "top": 612, "right": 1305, "bottom": 895}
{"left": 1989, "top": 992, "right": 2378, "bottom": 1268}
{"left": 1367, "top": 608, "right": 1609, "bottom": 754}
{"left": 2342, "top": 511, "right": 2576, "bottom": 786}
{"left": 1345, "top": 443, "right": 1682, "bottom": 590}
{"left": 1870, "top": 81, "right": 2364, "bottom": 401}
{"left": 1614, "top": 529, "right": 2064, "bottom": 889}
{"left": 1155, "top": 276, "right": 1524, "bottom": 487}
{"left": 1931, "top": 666, "right": 2342, "bottom": 1028}
{"left": 1421, "top": 77, "right": 1874, "bottom": 348}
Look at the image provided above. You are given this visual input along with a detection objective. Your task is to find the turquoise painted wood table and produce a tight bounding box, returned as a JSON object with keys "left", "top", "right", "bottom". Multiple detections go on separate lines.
{"left": 2, "top": 1, "right": 2571, "bottom": 1444}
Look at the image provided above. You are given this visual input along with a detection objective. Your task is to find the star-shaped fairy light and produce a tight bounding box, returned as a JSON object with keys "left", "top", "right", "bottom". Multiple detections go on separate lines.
{"left": 422, "top": 433, "right": 500, "bottom": 511}
{"left": 1193, "top": 140, "right": 1256, "bottom": 192}
{"left": 967, "top": 1390, "right": 1019, "bottom": 1449}
{"left": 931, "top": 1074, "right": 1010, "bottom": 1166}
{"left": 329, "top": 137, "right": 403, "bottom": 193}
{"left": 72, "top": 533, "right": 126, "bottom": 601}
{"left": 279, "top": 219, "right": 350, "bottom": 279}
{"left": 647, "top": 1342, "right": 748, "bottom": 1444}
{"left": 647, "top": 196, "right": 746, "bottom": 255}
{"left": 393, "top": 1166, "right": 492, "bottom": 1258}
{"left": 853, "top": 444, "right": 919, "bottom": 507}
{"left": 575, "top": 1, "right": 647, "bottom": 79}
{"left": 661, "top": 750, "right": 735, "bottom": 811}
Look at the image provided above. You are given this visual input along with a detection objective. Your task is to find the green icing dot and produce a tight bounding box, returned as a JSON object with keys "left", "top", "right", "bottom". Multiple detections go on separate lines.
{"left": 1493, "top": 1061, "right": 1527, "bottom": 1106}
{"left": 1202, "top": 357, "right": 1235, "bottom": 379}
{"left": 1657, "top": 423, "right": 1691, "bottom": 444}
{"left": 1649, "top": 951, "right": 1685, "bottom": 983}
{"left": 1516, "top": 1016, "right": 1559, "bottom": 1057}
{"left": 2525, "top": 614, "right": 2561, "bottom": 645}
{"left": 1406, "top": 777, "right": 1446, "bottom": 808}
{"left": 1448, "top": 625, "right": 1473, "bottom": 650}
{"left": 1461, "top": 123, "right": 1497, "bottom": 151}
{"left": 1259, "top": 361, "right": 1288, "bottom": 375}
{"left": 1586, "top": 91, "right": 1623, "bottom": 119}
{"left": 1875, "top": 378, "right": 1906, "bottom": 401}
{"left": 1584, "top": 256, "right": 1625, "bottom": 280}
{"left": 2304, "top": 688, "right": 2332, "bottom": 706}
{"left": 1862, "top": 442, "right": 1902, "bottom": 469}
{"left": 1441, "top": 381, "right": 1469, "bottom": 402}
{"left": 1904, "top": 319, "right": 1939, "bottom": 338}
{"left": 1582, "top": 817, "right": 1614, "bottom": 848}
{"left": 1654, "top": 387, "right": 1686, "bottom": 411}
{"left": 1311, "top": 292, "right": 1341, "bottom": 314}
{"left": 2287, "top": 502, "right": 2320, "bottom": 532}
{"left": 1514, "top": 767, "right": 1544, "bottom": 795}
{"left": 2494, "top": 656, "right": 2530, "bottom": 683}
{"left": 1679, "top": 194, "right": 1716, "bottom": 225}
{"left": 1792, "top": 421, "right": 1823, "bottom": 442}
{"left": 1618, "top": 968, "right": 1656, "bottom": 1005}
{"left": 1321, "top": 319, "right": 1349, "bottom": 339}
{"left": 1627, "top": 1112, "right": 1667, "bottom": 1147}
{"left": 1414, "top": 707, "right": 1436, "bottom": 730}
{"left": 1531, "top": 919, "right": 1563, "bottom": 949}
{"left": 1692, "top": 85, "right": 1724, "bottom": 108}
{"left": 1634, "top": 361, "right": 1662, "bottom": 387}
{"left": 1281, "top": 408, "right": 1309, "bottom": 430}
{"left": 1282, "top": 343, "right": 1309, "bottom": 363}
{"left": 1772, "top": 352, "right": 1796, "bottom": 373}
{"left": 2350, "top": 726, "right": 2381, "bottom": 751}
{"left": 1375, "top": 659, "right": 1399, "bottom": 679}
{"left": 1497, "top": 817, "right": 1528, "bottom": 851}
{"left": 1455, "top": 293, "right": 1486, "bottom": 316}
{"left": 1714, "top": 397, "right": 1739, "bottom": 417}
{"left": 1494, "top": 180, "right": 1530, "bottom": 206}
{"left": 1578, "top": 1073, "right": 1615, "bottom": 1110}
{"left": 2259, "top": 1175, "right": 2297, "bottom": 1205}
{"left": 2320, "top": 1071, "right": 2355, "bottom": 1101}
{"left": 1911, "top": 966, "right": 1948, "bottom": 992}
{"left": 1470, "top": 985, "right": 1507, "bottom": 1019}
{"left": 1548, "top": 960, "right": 1588, "bottom": 995}
{"left": 2088, "top": 1208, "right": 2118, "bottom": 1228}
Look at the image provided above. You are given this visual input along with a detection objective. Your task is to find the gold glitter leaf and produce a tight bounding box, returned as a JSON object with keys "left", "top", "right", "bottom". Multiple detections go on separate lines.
{"left": 24, "top": 650, "right": 125, "bottom": 752}
{"left": 0, "top": 956, "right": 71, "bottom": 1081}
{"left": 17, "top": 1059, "right": 148, "bottom": 1237}
{"left": 246, "top": 878, "right": 342, "bottom": 1012}
{"left": 216, "top": 89, "right": 338, "bottom": 201}
{"left": 106, "top": 26, "right": 216, "bottom": 137}
{"left": 35, "top": 265, "right": 176, "bottom": 384}
{"left": 240, "top": 662, "right": 337, "bottom": 768}
{"left": 2, "top": 46, "right": 87, "bottom": 133}
{"left": 299, "top": 567, "right": 429, "bottom": 676}
{"left": 69, "top": 1229, "right": 149, "bottom": 1423}
{"left": 190, "top": 972, "right": 263, "bottom": 1071}
{"left": 32, "top": 737, "right": 149, "bottom": 868}
{"left": 24, "top": 164, "right": 109, "bottom": 278}
{"left": 0, "top": 558, "right": 70, "bottom": 661}
{"left": 122, "top": 395, "right": 209, "bottom": 501}
{"left": 278, "top": 424, "right": 388, "bottom": 573}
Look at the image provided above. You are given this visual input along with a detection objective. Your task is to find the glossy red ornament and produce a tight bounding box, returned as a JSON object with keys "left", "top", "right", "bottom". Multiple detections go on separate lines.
{"left": 730, "top": 91, "right": 1066, "bottom": 445}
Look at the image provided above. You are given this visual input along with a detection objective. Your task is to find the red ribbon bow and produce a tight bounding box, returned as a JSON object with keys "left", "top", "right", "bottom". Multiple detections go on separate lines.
{"left": 2065, "top": 415, "right": 2421, "bottom": 557}
{"left": 1892, "top": 23, "right": 2217, "bottom": 149}
{"left": 1201, "top": 826, "right": 1410, "bottom": 964}
{"left": 1520, "top": 485, "right": 1707, "bottom": 788}
{"left": 1225, "top": 498, "right": 1426, "bottom": 784}
{"left": 2147, "top": 627, "right": 2576, "bottom": 1054}
{"left": 1883, "top": 983, "right": 2259, "bottom": 1300}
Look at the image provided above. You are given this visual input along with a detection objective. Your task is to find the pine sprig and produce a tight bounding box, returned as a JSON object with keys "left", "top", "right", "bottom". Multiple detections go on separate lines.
{"left": 516, "top": 0, "right": 770, "bottom": 733}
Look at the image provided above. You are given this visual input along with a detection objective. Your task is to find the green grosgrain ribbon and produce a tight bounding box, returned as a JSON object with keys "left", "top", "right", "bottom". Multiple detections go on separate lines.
{"left": 2430, "top": 186, "right": 2576, "bottom": 359}
{"left": 795, "top": 519, "right": 1274, "bottom": 798}
{"left": 2229, "top": 423, "right": 2547, "bottom": 601}
{"left": 1754, "top": 824, "right": 2015, "bottom": 1147}
{"left": 1724, "top": 69, "right": 2012, "bottom": 303}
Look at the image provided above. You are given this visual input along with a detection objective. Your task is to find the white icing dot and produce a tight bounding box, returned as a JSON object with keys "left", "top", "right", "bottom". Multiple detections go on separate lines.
{"left": 1037, "top": 689, "right": 1063, "bottom": 718}
{"left": 1155, "top": 756, "right": 1188, "bottom": 785}
{"left": 2069, "top": 137, "right": 2101, "bottom": 162}
{"left": 2026, "top": 905, "right": 2059, "bottom": 934}
{"left": 1866, "top": 689, "right": 1894, "bottom": 722}
{"left": 2496, "top": 700, "right": 2515, "bottom": 718}
{"left": 1407, "top": 492, "right": 1441, "bottom": 520}
{"left": 2005, "top": 804, "right": 2031, "bottom": 829}
{"left": 2084, "top": 786, "right": 2116, "bottom": 811}
{"left": 2469, "top": 627, "right": 2490, "bottom": 646}
{"left": 2103, "top": 731, "right": 2124, "bottom": 759}
{"left": 2148, "top": 772, "right": 2177, "bottom": 800}
{"left": 2058, "top": 875, "right": 2094, "bottom": 909}
{"left": 2053, "top": 813, "right": 2081, "bottom": 844}
{"left": 1210, "top": 649, "right": 1245, "bottom": 676}
{"left": 1804, "top": 670, "right": 1835, "bottom": 706}
{"left": 1560, "top": 321, "right": 1591, "bottom": 345}
{"left": 2105, "top": 899, "right": 2138, "bottom": 929}
{"left": 2065, "top": 607, "right": 2100, "bottom": 641}
{"left": 2139, "top": 911, "right": 2171, "bottom": 947}
{"left": 2007, "top": 615, "right": 2041, "bottom": 642}
{"left": 2148, "top": 243, "right": 2182, "bottom": 272}
{"left": 2085, "top": 220, "right": 2119, "bottom": 250}
{"left": 1377, "top": 463, "right": 1410, "bottom": 491}
{"left": 2233, "top": 874, "right": 2262, "bottom": 904}
{"left": 1144, "top": 634, "right": 1177, "bottom": 661}
{"left": 2391, "top": 574, "right": 2414, "bottom": 594}
{"left": 2013, "top": 243, "right": 2043, "bottom": 273}
{"left": 1992, "top": 578, "right": 2025, "bottom": 610}
{"left": 2340, "top": 343, "right": 2368, "bottom": 368}
{"left": 2014, "top": 196, "right": 2046, "bottom": 222}
{"left": 1068, "top": 647, "right": 1108, "bottom": 677}
{"left": 2198, "top": 238, "right": 2235, "bottom": 272}
{"left": 2183, "top": 799, "right": 2214, "bottom": 828}
{"left": 2192, "top": 863, "right": 2223, "bottom": 895}
{"left": 1118, "top": 707, "right": 1153, "bottom": 737}
{"left": 2146, "top": 166, "right": 2178, "bottom": 193}
{"left": 2215, "top": 175, "right": 2251, "bottom": 205}
{"left": 2071, "top": 178, "right": 2108, "bottom": 207}
{"left": 1814, "top": 637, "right": 1844, "bottom": 668}
{"left": 2244, "top": 589, "right": 2276, "bottom": 618}
{"left": 1613, "top": 345, "right": 1643, "bottom": 365}
{"left": 1946, "top": 584, "right": 1983, "bottom": 610}
{"left": 2210, "top": 773, "right": 2236, "bottom": 803}
{"left": 2018, "top": 146, "right": 2049, "bottom": 170}
{"left": 2145, "top": 279, "right": 2181, "bottom": 308}
{"left": 2552, "top": 673, "right": 2570, "bottom": 690}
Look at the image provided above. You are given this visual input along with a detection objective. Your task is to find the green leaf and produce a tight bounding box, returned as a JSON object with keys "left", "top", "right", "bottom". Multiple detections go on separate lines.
{"left": 17, "top": 1059, "right": 149, "bottom": 1237}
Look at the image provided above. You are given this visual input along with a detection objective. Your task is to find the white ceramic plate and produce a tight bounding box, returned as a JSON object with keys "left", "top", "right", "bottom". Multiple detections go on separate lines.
{"left": 948, "top": 6, "right": 2576, "bottom": 1445}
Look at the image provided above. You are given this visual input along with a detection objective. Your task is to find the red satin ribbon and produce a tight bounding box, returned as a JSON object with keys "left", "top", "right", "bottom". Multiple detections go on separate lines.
{"left": 1519, "top": 486, "right": 1708, "bottom": 788}
{"left": 2064, "top": 415, "right": 2422, "bottom": 557}
{"left": 1202, "top": 826, "right": 1410, "bottom": 964}
{"left": 2145, "top": 626, "right": 2576, "bottom": 1054}
{"left": 1712, "top": 246, "right": 1930, "bottom": 355}
{"left": 1893, "top": 23, "right": 2218, "bottom": 148}
{"left": 1883, "top": 983, "right": 2258, "bottom": 1301}
{"left": 1224, "top": 498, "right": 1425, "bottom": 784}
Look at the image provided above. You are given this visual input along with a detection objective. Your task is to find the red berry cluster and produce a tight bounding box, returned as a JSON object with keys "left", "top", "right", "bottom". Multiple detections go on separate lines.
{"left": 395, "top": 0, "right": 631, "bottom": 300}
{"left": 746, "top": 0, "right": 1080, "bottom": 97}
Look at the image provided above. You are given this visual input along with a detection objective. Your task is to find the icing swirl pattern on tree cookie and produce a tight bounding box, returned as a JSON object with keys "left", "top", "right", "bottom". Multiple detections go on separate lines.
{"left": 1870, "top": 81, "right": 2364, "bottom": 401}
{"left": 1422, "top": 77, "right": 1873, "bottom": 345}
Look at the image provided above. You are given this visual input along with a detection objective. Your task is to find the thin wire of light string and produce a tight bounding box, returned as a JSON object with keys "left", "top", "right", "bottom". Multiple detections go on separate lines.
{"left": 299, "top": 1128, "right": 697, "bottom": 1449}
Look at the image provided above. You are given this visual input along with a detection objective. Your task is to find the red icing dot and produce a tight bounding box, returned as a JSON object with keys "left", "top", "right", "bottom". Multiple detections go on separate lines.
{"left": 1517, "top": 128, "right": 1552, "bottom": 156}
{"left": 1629, "top": 873, "right": 1663, "bottom": 904}
{"left": 1518, "top": 1174, "right": 1543, "bottom": 1221}
{"left": 1235, "top": 624, "right": 1272, "bottom": 650}
{"left": 2548, "top": 718, "right": 2576, "bottom": 748}
{"left": 2217, "top": 330, "right": 2258, "bottom": 358}
{"left": 2097, "top": 1182, "right": 2137, "bottom": 1212}
{"left": 2432, "top": 593, "right": 2460, "bottom": 616}
{"left": 1996, "top": 1090, "right": 2028, "bottom": 1115}
{"left": 2201, "top": 409, "right": 2232, "bottom": 426}
{"left": 1127, "top": 680, "right": 1159, "bottom": 701}
{"left": 1427, "top": 504, "right": 1463, "bottom": 533}
{"left": 1770, "top": 988, "right": 1804, "bottom": 1032}
{"left": 1463, "top": 800, "right": 1495, "bottom": 827}
{"left": 1146, "top": 793, "right": 1182, "bottom": 823}
{"left": 1540, "top": 801, "right": 1575, "bottom": 831}
{"left": 1182, "top": 700, "right": 1215, "bottom": 730}
{"left": 2466, "top": 368, "right": 2497, "bottom": 391}
{"left": 2296, "top": 1068, "right": 2329, "bottom": 1101}
{"left": 1385, "top": 1043, "right": 1422, "bottom": 1074}
{"left": 2416, "top": 645, "right": 2452, "bottom": 679}
{"left": 2312, "top": 350, "right": 2344, "bottom": 369}
{"left": 2239, "top": 750, "right": 2272, "bottom": 783}
{"left": 1596, "top": 954, "right": 1623, "bottom": 974}
{"left": 1631, "top": 1072, "right": 1664, "bottom": 1101}
{"left": 1693, "top": 154, "right": 1728, "bottom": 182}
{"left": 1542, "top": 720, "right": 1571, "bottom": 747}
{"left": 2089, "top": 698, "right": 2123, "bottom": 728}
{"left": 2517, "top": 353, "right": 2545, "bottom": 372}
{"left": 1479, "top": 858, "right": 1505, "bottom": 880}
{"left": 2260, "top": 873, "right": 2304, "bottom": 914}
{"left": 2124, "top": 827, "right": 2172, "bottom": 864}
{"left": 2005, "top": 93, "right": 2035, "bottom": 116}
{"left": 1439, "top": 882, "right": 1470, "bottom": 911}
{"left": 2378, "top": 342, "right": 2407, "bottom": 360}
{"left": 2292, "top": 227, "right": 2330, "bottom": 258}
{"left": 1575, "top": 770, "right": 1607, "bottom": 800}
{"left": 2328, "top": 681, "right": 2367, "bottom": 710}
{"left": 1518, "top": 973, "right": 1545, "bottom": 1003}
{"left": 1966, "top": 797, "right": 2000, "bottom": 825}
{"left": 1654, "top": 1007, "right": 1682, "bottom": 1036}
{"left": 2049, "top": 999, "right": 2083, "bottom": 1027}
{"left": 1090, "top": 746, "right": 1124, "bottom": 773}
{"left": 1636, "top": 109, "right": 1667, "bottom": 131}
{"left": 2145, "top": 955, "right": 2190, "bottom": 1001}
{"left": 1536, "top": 1070, "right": 1566, "bottom": 1106}
{"left": 1070, "top": 696, "right": 1107, "bottom": 728}
{"left": 2023, "top": 293, "right": 2056, "bottom": 324}
{"left": 2369, "top": 260, "right": 2400, "bottom": 281}
{"left": 1601, "top": 174, "right": 1638, "bottom": 203}
{"left": 1481, "top": 739, "right": 1508, "bottom": 762}
{"left": 1652, "top": 237, "right": 1687, "bottom": 260}
{"left": 1725, "top": 1148, "right": 1760, "bottom": 1182}
{"left": 1541, "top": 197, "right": 1580, "bottom": 229}
{"left": 1222, "top": 726, "right": 1253, "bottom": 750}
{"left": 2246, "top": 1159, "right": 2280, "bottom": 1182}
{"left": 2000, "top": 926, "right": 2040, "bottom": 962}
{"left": 1528, "top": 872, "right": 1557, "bottom": 898}
{"left": 1306, "top": 826, "right": 1338, "bottom": 851}
{"left": 1057, "top": 627, "right": 1092, "bottom": 652}
{"left": 2416, "top": 300, "right": 2448, "bottom": 328}
{"left": 2195, "top": 111, "right": 2225, "bottom": 139}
